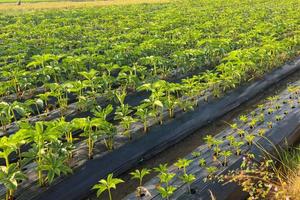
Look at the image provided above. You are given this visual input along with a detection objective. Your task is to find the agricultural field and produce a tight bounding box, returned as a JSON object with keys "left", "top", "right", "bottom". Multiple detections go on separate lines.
{"left": 0, "top": 0, "right": 300, "bottom": 200}
{"left": 0, "top": 0, "right": 169, "bottom": 12}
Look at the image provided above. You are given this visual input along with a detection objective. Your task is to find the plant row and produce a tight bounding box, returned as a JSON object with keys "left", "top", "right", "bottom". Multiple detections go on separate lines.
{"left": 112, "top": 82, "right": 300, "bottom": 200}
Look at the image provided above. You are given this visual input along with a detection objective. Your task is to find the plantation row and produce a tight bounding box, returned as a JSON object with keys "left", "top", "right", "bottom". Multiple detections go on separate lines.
{"left": 117, "top": 81, "right": 300, "bottom": 200}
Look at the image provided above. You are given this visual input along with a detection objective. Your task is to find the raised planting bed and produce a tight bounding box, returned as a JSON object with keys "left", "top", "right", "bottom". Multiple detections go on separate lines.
{"left": 123, "top": 77, "right": 300, "bottom": 200}
{"left": 0, "top": 65, "right": 207, "bottom": 167}
{"left": 0, "top": 60, "right": 206, "bottom": 137}
{"left": 24, "top": 57, "right": 300, "bottom": 200}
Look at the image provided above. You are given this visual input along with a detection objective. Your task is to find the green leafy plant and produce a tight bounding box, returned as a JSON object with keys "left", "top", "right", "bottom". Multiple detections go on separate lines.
{"left": 198, "top": 158, "right": 206, "bottom": 167}
{"left": 205, "top": 166, "right": 218, "bottom": 182}
{"left": 130, "top": 168, "right": 151, "bottom": 187}
{"left": 232, "top": 141, "right": 244, "bottom": 155}
{"left": 204, "top": 135, "right": 214, "bottom": 148}
{"left": 130, "top": 168, "right": 151, "bottom": 198}
{"left": 239, "top": 115, "right": 248, "bottom": 123}
{"left": 38, "top": 150, "right": 72, "bottom": 184}
{"left": 22, "top": 121, "right": 62, "bottom": 186}
{"left": 120, "top": 116, "right": 138, "bottom": 140}
{"left": 157, "top": 172, "right": 176, "bottom": 200}
{"left": 249, "top": 118, "right": 258, "bottom": 129}
{"left": 92, "top": 173, "right": 124, "bottom": 200}
{"left": 175, "top": 158, "right": 195, "bottom": 193}
{"left": 226, "top": 135, "right": 236, "bottom": 146}
{"left": 237, "top": 129, "right": 246, "bottom": 137}
{"left": 0, "top": 136, "right": 17, "bottom": 167}
{"left": 0, "top": 101, "right": 26, "bottom": 134}
{"left": 245, "top": 134, "right": 256, "bottom": 145}
{"left": 153, "top": 163, "right": 168, "bottom": 175}
{"left": 220, "top": 150, "right": 232, "bottom": 166}
{"left": 257, "top": 128, "right": 267, "bottom": 136}
{"left": 0, "top": 163, "right": 26, "bottom": 200}
{"left": 135, "top": 104, "right": 155, "bottom": 133}
{"left": 212, "top": 139, "right": 224, "bottom": 157}
{"left": 191, "top": 151, "right": 201, "bottom": 158}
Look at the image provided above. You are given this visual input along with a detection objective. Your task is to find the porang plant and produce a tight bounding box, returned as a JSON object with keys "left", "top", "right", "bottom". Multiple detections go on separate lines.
{"left": 93, "top": 173, "right": 124, "bottom": 200}
{"left": 130, "top": 168, "right": 151, "bottom": 198}
{"left": 157, "top": 172, "right": 176, "bottom": 200}
{"left": 175, "top": 158, "right": 195, "bottom": 193}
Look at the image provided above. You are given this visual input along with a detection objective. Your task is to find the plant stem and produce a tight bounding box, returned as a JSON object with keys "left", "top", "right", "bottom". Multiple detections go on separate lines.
{"left": 108, "top": 188, "right": 112, "bottom": 200}
{"left": 4, "top": 156, "right": 9, "bottom": 168}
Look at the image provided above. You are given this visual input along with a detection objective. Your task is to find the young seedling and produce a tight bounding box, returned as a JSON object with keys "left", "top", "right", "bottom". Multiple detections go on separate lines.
{"left": 24, "top": 98, "right": 44, "bottom": 115}
{"left": 258, "top": 113, "right": 265, "bottom": 122}
{"left": 55, "top": 117, "right": 74, "bottom": 144}
{"left": 245, "top": 134, "right": 255, "bottom": 145}
{"left": 135, "top": 105, "right": 155, "bottom": 133}
{"left": 237, "top": 129, "right": 246, "bottom": 137}
{"left": 120, "top": 116, "right": 138, "bottom": 140}
{"left": 22, "top": 121, "right": 62, "bottom": 186}
{"left": 249, "top": 118, "right": 258, "bottom": 129}
{"left": 275, "top": 115, "right": 283, "bottom": 121}
{"left": 174, "top": 158, "right": 192, "bottom": 174}
{"left": 226, "top": 135, "right": 236, "bottom": 146}
{"left": 239, "top": 115, "right": 248, "bottom": 123}
{"left": 180, "top": 173, "right": 196, "bottom": 194}
{"left": 157, "top": 172, "right": 176, "bottom": 200}
{"left": 178, "top": 99, "right": 194, "bottom": 112}
{"left": 191, "top": 151, "right": 201, "bottom": 158}
{"left": 230, "top": 123, "right": 238, "bottom": 130}
{"left": 0, "top": 101, "right": 26, "bottom": 134}
{"left": 267, "top": 108, "right": 274, "bottom": 115}
{"left": 39, "top": 151, "right": 72, "bottom": 185}
{"left": 153, "top": 163, "right": 168, "bottom": 175}
{"left": 0, "top": 163, "right": 27, "bottom": 200}
{"left": 92, "top": 173, "right": 124, "bottom": 200}
{"left": 203, "top": 135, "right": 214, "bottom": 148}
{"left": 198, "top": 158, "right": 206, "bottom": 167}
{"left": 250, "top": 111, "right": 256, "bottom": 117}
{"left": 213, "top": 146, "right": 221, "bottom": 158}
{"left": 37, "top": 92, "right": 51, "bottom": 114}
{"left": 92, "top": 104, "right": 113, "bottom": 121}
{"left": 72, "top": 118, "right": 93, "bottom": 159}
{"left": 0, "top": 136, "right": 17, "bottom": 167}
{"left": 257, "top": 128, "right": 267, "bottom": 136}
{"left": 212, "top": 139, "right": 223, "bottom": 157}
{"left": 232, "top": 141, "right": 244, "bottom": 155}
{"left": 220, "top": 150, "right": 232, "bottom": 166}
{"left": 114, "top": 104, "right": 133, "bottom": 121}
{"left": 257, "top": 104, "right": 265, "bottom": 111}
{"left": 175, "top": 158, "right": 195, "bottom": 193}
{"left": 267, "top": 95, "right": 279, "bottom": 107}
{"left": 130, "top": 168, "right": 151, "bottom": 198}
{"left": 268, "top": 121, "right": 273, "bottom": 129}
{"left": 164, "top": 95, "right": 179, "bottom": 118}
{"left": 137, "top": 81, "right": 165, "bottom": 125}
{"left": 100, "top": 121, "right": 117, "bottom": 151}
{"left": 204, "top": 166, "right": 217, "bottom": 182}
